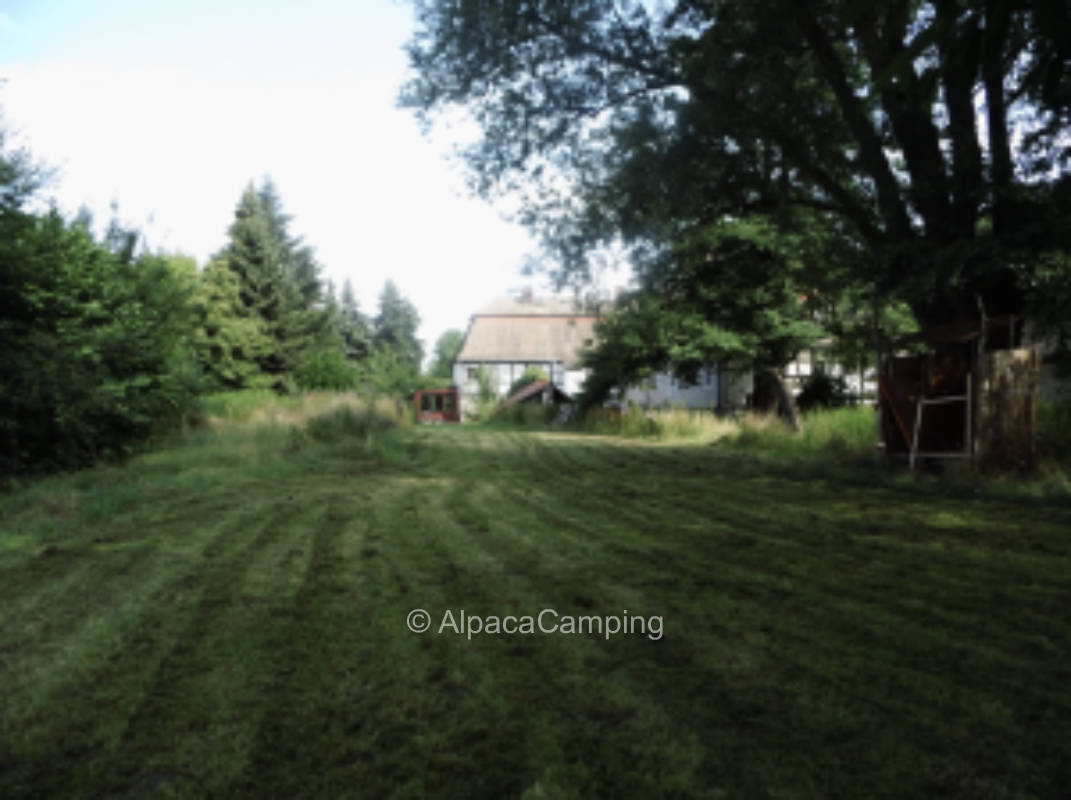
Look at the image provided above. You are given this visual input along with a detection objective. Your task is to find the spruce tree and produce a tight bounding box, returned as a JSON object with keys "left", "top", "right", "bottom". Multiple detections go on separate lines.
{"left": 373, "top": 280, "right": 423, "bottom": 372}
{"left": 339, "top": 278, "right": 371, "bottom": 362}
{"left": 194, "top": 256, "right": 274, "bottom": 390}
{"left": 213, "top": 179, "right": 341, "bottom": 389}
{"left": 222, "top": 184, "right": 290, "bottom": 381}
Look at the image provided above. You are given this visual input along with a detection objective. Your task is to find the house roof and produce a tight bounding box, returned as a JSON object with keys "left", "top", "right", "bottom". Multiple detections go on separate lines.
{"left": 456, "top": 296, "right": 600, "bottom": 369}
{"left": 475, "top": 296, "right": 595, "bottom": 316}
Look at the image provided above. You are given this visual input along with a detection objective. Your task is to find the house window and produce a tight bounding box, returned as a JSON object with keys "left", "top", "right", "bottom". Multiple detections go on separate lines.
{"left": 467, "top": 366, "right": 478, "bottom": 381}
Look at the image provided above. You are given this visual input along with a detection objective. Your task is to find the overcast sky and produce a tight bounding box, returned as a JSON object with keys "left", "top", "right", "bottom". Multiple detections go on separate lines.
{"left": 0, "top": 0, "right": 587, "bottom": 357}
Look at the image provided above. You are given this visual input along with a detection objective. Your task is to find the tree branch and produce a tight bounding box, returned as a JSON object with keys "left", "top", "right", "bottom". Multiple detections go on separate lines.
{"left": 854, "top": 3, "right": 953, "bottom": 238}
{"left": 794, "top": 3, "right": 913, "bottom": 239}
{"left": 935, "top": 0, "right": 984, "bottom": 238}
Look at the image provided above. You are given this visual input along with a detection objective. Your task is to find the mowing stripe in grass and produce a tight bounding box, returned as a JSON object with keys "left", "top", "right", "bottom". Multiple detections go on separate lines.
{"left": 3, "top": 422, "right": 1071, "bottom": 798}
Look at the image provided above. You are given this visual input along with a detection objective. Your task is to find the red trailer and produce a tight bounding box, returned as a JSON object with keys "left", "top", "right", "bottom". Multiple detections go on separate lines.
{"left": 414, "top": 387, "right": 460, "bottom": 423}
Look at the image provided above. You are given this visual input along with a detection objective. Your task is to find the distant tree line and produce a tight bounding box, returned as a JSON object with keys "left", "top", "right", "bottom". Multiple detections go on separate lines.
{"left": 0, "top": 127, "right": 432, "bottom": 476}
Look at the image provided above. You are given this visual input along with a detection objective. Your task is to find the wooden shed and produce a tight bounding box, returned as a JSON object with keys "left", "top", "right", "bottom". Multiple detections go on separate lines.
{"left": 414, "top": 387, "right": 460, "bottom": 423}
{"left": 877, "top": 315, "right": 1039, "bottom": 469}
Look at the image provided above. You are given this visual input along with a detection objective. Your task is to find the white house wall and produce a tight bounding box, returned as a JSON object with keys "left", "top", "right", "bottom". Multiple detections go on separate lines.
{"left": 453, "top": 359, "right": 564, "bottom": 419}
{"left": 622, "top": 367, "right": 722, "bottom": 409}
{"left": 563, "top": 369, "right": 587, "bottom": 397}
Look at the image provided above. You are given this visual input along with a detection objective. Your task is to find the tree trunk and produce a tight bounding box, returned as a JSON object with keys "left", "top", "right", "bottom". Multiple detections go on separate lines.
{"left": 762, "top": 367, "right": 803, "bottom": 433}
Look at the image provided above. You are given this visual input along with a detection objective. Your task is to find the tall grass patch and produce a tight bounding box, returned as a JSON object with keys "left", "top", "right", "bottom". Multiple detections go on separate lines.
{"left": 729, "top": 405, "right": 876, "bottom": 454}
{"left": 304, "top": 404, "right": 401, "bottom": 443}
{"left": 199, "top": 390, "right": 413, "bottom": 430}
{"left": 198, "top": 390, "right": 303, "bottom": 422}
{"left": 579, "top": 406, "right": 738, "bottom": 442}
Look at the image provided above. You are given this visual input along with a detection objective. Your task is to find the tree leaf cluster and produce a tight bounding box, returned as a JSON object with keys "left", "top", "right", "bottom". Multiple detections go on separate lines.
{"left": 1, "top": 139, "right": 201, "bottom": 473}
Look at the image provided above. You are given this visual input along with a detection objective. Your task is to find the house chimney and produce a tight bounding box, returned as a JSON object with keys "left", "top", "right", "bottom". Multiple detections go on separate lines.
{"left": 519, "top": 286, "right": 534, "bottom": 303}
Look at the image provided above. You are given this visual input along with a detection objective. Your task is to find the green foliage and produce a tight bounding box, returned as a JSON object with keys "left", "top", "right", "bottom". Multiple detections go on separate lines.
{"left": 729, "top": 406, "right": 877, "bottom": 455}
{"left": 795, "top": 372, "right": 849, "bottom": 412}
{"left": 338, "top": 278, "right": 372, "bottom": 362}
{"left": 293, "top": 349, "right": 358, "bottom": 391}
{"left": 194, "top": 257, "right": 275, "bottom": 390}
{"left": 404, "top": 0, "right": 1071, "bottom": 338}
{"left": 373, "top": 280, "right": 423, "bottom": 372}
{"left": 507, "top": 365, "right": 548, "bottom": 397}
{"left": 203, "top": 179, "right": 340, "bottom": 391}
{"left": 474, "top": 366, "right": 496, "bottom": 402}
{"left": 489, "top": 402, "right": 556, "bottom": 427}
{"left": 429, "top": 328, "right": 464, "bottom": 380}
{"left": 578, "top": 216, "right": 832, "bottom": 409}
{"left": 471, "top": 365, "right": 500, "bottom": 420}
{"left": 0, "top": 203, "right": 201, "bottom": 474}
{"left": 358, "top": 345, "right": 421, "bottom": 399}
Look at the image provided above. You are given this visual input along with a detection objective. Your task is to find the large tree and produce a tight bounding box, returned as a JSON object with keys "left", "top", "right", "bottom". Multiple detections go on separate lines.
{"left": 210, "top": 180, "right": 339, "bottom": 389}
{"left": 402, "top": 0, "right": 1071, "bottom": 339}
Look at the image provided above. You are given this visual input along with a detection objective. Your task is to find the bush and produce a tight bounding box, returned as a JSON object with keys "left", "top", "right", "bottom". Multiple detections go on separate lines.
{"left": 1, "top": 214, "right": 202, "bottom": 475}
{"left": 294, "top": 349, "right": 358, "bottom": 391}
{"left": 796, "top": 371, "right": 849, "bottom": 411}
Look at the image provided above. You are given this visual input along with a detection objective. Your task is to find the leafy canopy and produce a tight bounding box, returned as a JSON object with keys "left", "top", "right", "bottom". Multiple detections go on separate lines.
{"left": 403, "top": 0, "right": 1071, "bottom": 332}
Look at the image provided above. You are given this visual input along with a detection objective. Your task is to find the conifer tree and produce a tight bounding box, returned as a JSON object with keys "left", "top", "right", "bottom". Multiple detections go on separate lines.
{"left": 339, "top": 278, "right": 372, "bottom": 362}
{"left": 373, "top": 280, "right": 423, "bottom": 372}
{"left": 194, "top": 256, "right": 275, "bottom": 389}
{"left": 211, "top": 179, "right": 340, "bottom": 389}
{"left": 221, "top": 184, "right": 289, "bottom": 381}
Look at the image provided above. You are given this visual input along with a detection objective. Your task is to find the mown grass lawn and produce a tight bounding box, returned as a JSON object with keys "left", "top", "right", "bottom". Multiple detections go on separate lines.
{"left": 1, "top": 420, "right": 1070, "bottom": 798}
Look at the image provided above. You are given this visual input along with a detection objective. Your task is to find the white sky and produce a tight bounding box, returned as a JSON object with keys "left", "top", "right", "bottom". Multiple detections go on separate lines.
{"left": 0, "top": 0, "right": 599, "bottom": 358}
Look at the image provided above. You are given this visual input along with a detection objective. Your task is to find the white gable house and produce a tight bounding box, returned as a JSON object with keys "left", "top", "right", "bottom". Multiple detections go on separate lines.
{"left": 453, "top": 296, "right": 597, "bottom": 419}
{"left": 453, "top": 295, "right": 756, "bottom": 418}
